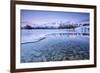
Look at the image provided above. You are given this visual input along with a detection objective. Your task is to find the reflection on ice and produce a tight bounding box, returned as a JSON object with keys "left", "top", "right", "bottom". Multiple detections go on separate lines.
{"left": 21, "top": 29, "right": 89, "bottom": 44}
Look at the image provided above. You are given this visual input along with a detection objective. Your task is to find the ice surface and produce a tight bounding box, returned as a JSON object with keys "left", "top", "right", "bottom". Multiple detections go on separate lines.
{"left": 21, "top": 29, "right": 89, "bottom": 63}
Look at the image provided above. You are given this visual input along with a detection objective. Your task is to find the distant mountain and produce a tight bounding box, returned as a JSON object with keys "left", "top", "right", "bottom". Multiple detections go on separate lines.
{"left": 21, "top": 25, "right": 33, "bottom": 29}
{"left": 21, "top": 21, "right": 89, "bottom": 29}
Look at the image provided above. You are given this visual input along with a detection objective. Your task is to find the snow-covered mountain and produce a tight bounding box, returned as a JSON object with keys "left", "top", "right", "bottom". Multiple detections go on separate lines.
{"left": 21, "top": 20, "right": 89, "bottom": 29}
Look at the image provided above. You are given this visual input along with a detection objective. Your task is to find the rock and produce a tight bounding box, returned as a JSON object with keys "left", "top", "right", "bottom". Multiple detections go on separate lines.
{"left": 31, "top": 50, "right": 42, "bottom": 57}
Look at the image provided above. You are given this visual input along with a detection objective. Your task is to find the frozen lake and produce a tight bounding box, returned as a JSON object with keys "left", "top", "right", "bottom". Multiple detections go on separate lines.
{"left": 21, "top": 29, "right": 89, "bottom": 63}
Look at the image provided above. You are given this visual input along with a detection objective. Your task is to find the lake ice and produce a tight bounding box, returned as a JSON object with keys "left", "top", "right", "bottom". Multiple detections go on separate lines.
{"left": 21, "top": 29, "right": 89, "bottom": 63}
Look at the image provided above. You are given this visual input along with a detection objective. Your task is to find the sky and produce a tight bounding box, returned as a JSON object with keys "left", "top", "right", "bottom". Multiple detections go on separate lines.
{"left": 21, "top": 10, "right": 90, "bottom": 26}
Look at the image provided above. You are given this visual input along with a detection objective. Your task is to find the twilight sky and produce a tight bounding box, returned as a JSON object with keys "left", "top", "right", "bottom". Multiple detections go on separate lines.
{"left": 21, "top": 10, "right": 90, "bottom": 25}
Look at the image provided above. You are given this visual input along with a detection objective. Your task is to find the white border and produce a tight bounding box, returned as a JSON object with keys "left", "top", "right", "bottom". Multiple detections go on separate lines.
{"left": 16, "top": 4, "right": 94, "bottom": 69}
